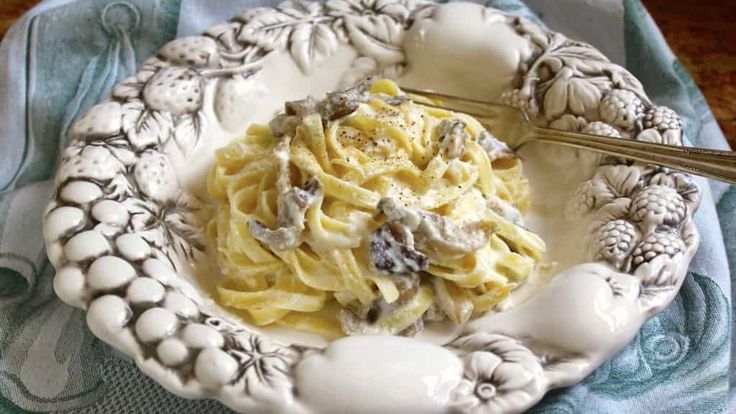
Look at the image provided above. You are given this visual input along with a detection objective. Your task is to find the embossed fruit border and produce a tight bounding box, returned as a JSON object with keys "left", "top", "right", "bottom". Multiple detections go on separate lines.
{"left": 42, "top": 1, "right": 700, "bottom": 412}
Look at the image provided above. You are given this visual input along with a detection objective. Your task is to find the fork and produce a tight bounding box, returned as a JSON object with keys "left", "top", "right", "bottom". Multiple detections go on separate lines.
{"left": 401, "top": 87, "right": 736, "bottom": 184}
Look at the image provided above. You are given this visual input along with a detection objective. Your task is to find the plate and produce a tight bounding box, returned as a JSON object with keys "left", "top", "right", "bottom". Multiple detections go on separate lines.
{"left": 42, "top": 1, "right": 700, "bottom": 412}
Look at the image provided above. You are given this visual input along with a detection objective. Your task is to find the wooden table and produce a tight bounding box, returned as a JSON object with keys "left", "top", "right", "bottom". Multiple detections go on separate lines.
{"left": 643, "top": 0, "right": 736, "bottom": 147}
{"left": 1, "top": 0, "right": 733, "bottom": 148}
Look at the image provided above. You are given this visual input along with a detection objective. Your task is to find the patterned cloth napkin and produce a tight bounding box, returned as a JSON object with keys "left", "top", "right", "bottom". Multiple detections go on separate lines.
{"left": 0, "top": 0, "right": 733, "bottom": 412}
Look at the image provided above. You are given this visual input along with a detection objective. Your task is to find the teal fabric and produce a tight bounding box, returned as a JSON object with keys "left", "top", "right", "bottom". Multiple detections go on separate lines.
{"left": 0, "top": 0, "right": 732, "bottom": 412}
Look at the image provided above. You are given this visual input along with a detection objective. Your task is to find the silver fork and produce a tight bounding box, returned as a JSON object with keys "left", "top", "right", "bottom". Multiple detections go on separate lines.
{"left": 401, "top": 87, "right": 736, "bottom": 184}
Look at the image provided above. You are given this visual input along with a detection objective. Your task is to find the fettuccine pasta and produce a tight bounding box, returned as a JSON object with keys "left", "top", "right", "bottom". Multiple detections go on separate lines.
{"left": 208, "top": 79, "right": 545, "bottom": 338}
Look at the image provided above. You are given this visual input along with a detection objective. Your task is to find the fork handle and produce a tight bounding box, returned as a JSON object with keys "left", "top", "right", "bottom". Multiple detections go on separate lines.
{"left": 529, "top": 127, "right": 736, "bottom": 184}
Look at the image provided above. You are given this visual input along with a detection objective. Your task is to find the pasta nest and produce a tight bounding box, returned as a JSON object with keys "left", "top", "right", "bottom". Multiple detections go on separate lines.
{"left": 207, "top": 79, "right": 545, "bottom": 338}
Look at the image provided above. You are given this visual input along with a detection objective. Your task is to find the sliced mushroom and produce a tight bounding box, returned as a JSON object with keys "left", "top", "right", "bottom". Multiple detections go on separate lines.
{"left": 478, "top": 130, "right": 516, "bottom": 161}
{"left": 270, "top": 80, "right": 375, "bottom": 136}
{"left": 277, "top": 177, "right": 321, "bottom": 228}
{"left": 249, "top": 177, "right": 323, "bottom": 251}
{"left": 437, "top": 119, "right": 468, "bottom": 159}
{"left": 320, "top": 78, "right": 374, "bottom": 121}
{"left": 285, "top": 96, "right": 319, "bottom": 117}
{"left": 375, "top": 198, "right": 496, "bottom": 262}
{"left": 413, "top": 213, "right": 494, "bottom": 259}
{"left": 370, "top": 222, "right": 429, "bottom": 276}
{"left": 248, "top": 220, "right": 301, "bottom": 252}
{"left": 269, "top": 97, "right": 319, "bottom": 137}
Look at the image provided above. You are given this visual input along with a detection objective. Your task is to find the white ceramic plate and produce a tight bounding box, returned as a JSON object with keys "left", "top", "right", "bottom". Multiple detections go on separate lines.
{"left": 43, "top": 1, "right": 700, "bottom": 412}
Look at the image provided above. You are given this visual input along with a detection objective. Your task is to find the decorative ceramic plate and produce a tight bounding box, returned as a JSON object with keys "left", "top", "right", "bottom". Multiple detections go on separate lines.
{"left": 42, "top": 1, "right": 700, "bottom": 412}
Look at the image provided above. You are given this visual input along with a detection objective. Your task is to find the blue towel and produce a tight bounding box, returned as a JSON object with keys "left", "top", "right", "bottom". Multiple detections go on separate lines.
{"left": 0, "top": 0, "right": 733, "bottom": 412}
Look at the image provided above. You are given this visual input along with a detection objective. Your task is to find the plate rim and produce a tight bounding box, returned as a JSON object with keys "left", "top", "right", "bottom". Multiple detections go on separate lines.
{"left": 42, "top": 1, "right": 700, "bottom": 412}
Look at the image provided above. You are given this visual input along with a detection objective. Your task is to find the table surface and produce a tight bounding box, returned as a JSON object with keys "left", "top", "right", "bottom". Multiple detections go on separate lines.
{"left": 1, "top": 0, "right": 733, "bottom": 148}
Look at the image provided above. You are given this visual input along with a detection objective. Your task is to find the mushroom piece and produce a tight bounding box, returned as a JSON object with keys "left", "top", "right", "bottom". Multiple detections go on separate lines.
{"left": 285, "top": 96, "right": 319, "bottom": 117}
{"left": 370, "top": 221, "right": 429, "bottom": 276}
{"left": 477, "top": 130, "right": 516, "bottom": 161}
{"left": 375, "top": 198, "right": 496, "bottom": 262}
{"left": 249, "top": 177, "right": 322, "bottom": 251}
{"left": 414, "top": 212, "right": 495, "bottom": 259}
{"left": 437, "top": 119, "right": 468, "bottom": 159}
{"left": 269, "top": 97, "right": 320, "bottom": 137}
{"left": 270, "top": 81, "right": 375, "bottom": 135}
{"left": 278, "top": 178, "right": 321, "bottom": 228}
{"left": 320, "top": 78, "right": 374, "bottom": 122}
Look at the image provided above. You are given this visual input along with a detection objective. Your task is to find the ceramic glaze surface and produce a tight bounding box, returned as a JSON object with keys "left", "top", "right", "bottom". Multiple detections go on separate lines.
{"left": 42, "top": 1, "right": 699, "bottom": 413}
